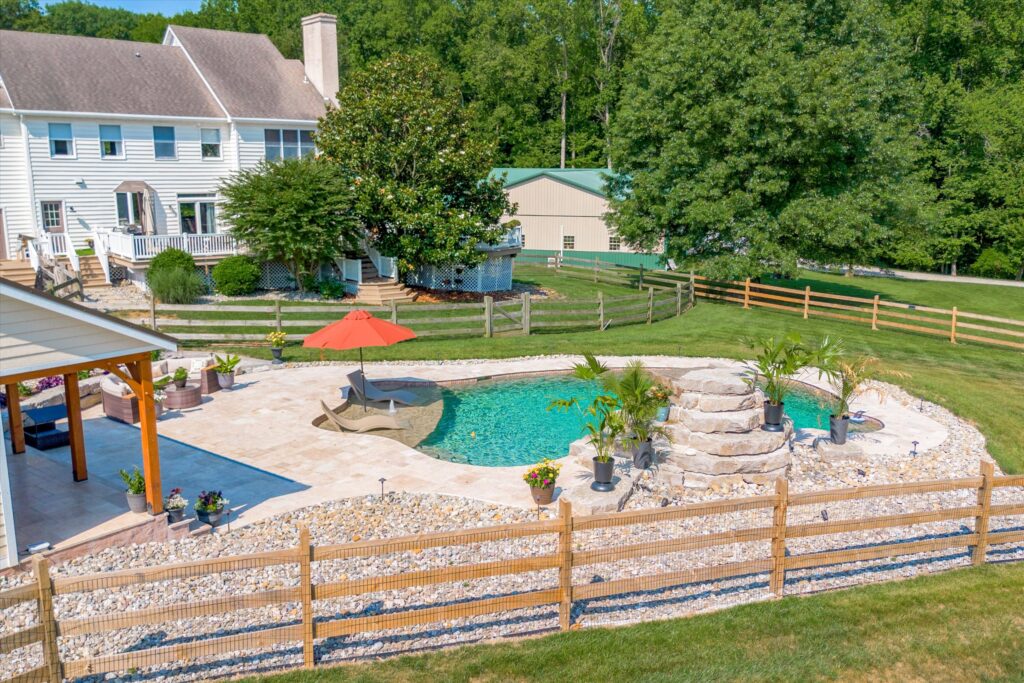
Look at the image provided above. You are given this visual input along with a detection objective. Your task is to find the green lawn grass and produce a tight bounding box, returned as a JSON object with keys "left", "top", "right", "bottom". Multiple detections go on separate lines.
{"left": 766, "top": 269, "right": 1024, "bottom": 319}
{"left": 242, "top": 563, "right": 1024, "bottom": 683}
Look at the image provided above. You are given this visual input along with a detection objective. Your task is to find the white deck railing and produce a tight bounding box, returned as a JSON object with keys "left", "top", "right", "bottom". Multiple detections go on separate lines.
{"left": 364, "top": 242, "right": 397, "bottom": 279}
{"left": 103, "top": 232, "right": 238, "bottom": 261}
{"left": 46, "top": 232, "right": 69, "bottom": 256}
{"left": 478, "top": 226, "right": 522, "bottom": 251}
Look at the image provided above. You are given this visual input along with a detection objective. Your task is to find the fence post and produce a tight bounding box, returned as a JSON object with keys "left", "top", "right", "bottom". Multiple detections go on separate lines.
{"left": 149, "top": 296, "right": 157, "bottom": 330}
{"left": 274, "top": 299, "right": 282, "bottom": 333}
{"left": 972, "top": 461, "right": 994, "bottom": 566}
{"left": 594, "top": 256, "right": 599, "bottom": 283}
{"left": 871, "top": 295, "right": 879, "bottom": 330}
{"left": 950, "top": 307, "right": 958, "bottom": 344}
{"left": 638, "top": 264, "right": 644, "bottom": 291}
{"left": 689, "top": 270, "right": 695, "bottom": 306}
{"left": 675, "top": 283, "right": 682, "bottom": 316}
{"left": 390, "top": 298, "right": 398, "bottom": 325}
{"left": 298, "top": 524, "right": 315, "bottom": 668}
{"left": 597, "top": 291, "right": 605, "bottom": 331}
{"left": 647, "top": 287, "right": 654, "bottom": 324}
{"left": 743, "top": 278, "right": 751, "bottom": 309}
{"left": 770, "top": 477, "right": 789, "bottom": 597}
{"left": 484, "top": 295, "right": 494, "bottom": 338}
{"left": 558, "top": 498, "right": 574, "bottom": 630}
{"left": 521, "top": 292, "right": 531, "bottom": 335}
{"left": 34, "top": 557, "right": 62, "bottom": 683}
{"left": 804, "top": 287, "right": 811, "bottom": 320}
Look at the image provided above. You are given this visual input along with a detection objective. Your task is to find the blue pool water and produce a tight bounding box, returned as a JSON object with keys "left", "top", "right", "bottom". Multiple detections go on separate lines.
{"left": 418, "top": 375, "right": 849, "bottom": 467}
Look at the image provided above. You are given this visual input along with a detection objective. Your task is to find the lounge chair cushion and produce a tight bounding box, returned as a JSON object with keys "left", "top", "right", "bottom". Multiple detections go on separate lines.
{"left": 100, "top": 376, "right": 132, "bottom": 396}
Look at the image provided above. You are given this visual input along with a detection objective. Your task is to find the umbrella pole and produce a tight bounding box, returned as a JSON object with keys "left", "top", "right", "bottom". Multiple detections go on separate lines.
{"left": 360, "top": 347, "right": 367, "bottom": 411}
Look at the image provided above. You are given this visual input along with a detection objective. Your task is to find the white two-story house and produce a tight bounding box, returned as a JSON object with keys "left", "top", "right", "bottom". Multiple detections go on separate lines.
{"left": 0, "top": 14, "right": 337, "bottom": 287}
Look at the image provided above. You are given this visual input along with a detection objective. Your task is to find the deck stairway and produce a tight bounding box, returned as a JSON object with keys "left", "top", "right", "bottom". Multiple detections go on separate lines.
{"left": 0, "top": 259, "right": 37, "bottom": 287}
{"left": 58, "top": 255, "right": 108, "bottom": 288}
{"left": 353, "top": 255, "right": 418, "bottom": 305}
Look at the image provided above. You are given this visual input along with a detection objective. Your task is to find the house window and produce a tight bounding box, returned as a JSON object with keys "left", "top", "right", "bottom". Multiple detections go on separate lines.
{"left": 40, "top": 201, "right": 64, "bottom": 232}
{"left": 201, "top": 128, "right": 221, "bottom": 159}
{"left": 264, "top": 128, "right": 315, "bottom": 161}
{"left": 100, "top": 125, "right": 122, "bottom": 158}
{"left": 153, "top": 126, "right": 176, "bottom": 159}
{"left": 179, "top": 199, "right": 217, "bottom": 234}
{"left": 608, "top": 235, "right": 621, "bottom": 251}
{"left": 563, "top": 235, "right": 575, "bottom": 250}
{"left": 116, "top": 192, "right": 145, "bottom": 229}
{"left": 48, "top": 123, "right": 73, "bottom": 157}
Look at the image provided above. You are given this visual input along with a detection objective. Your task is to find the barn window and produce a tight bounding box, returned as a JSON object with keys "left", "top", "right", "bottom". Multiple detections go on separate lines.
{"left": 608, "top": 235, "right": 621, "bottom": 251}
{"left": 563, "top": 235, "right": 575, "bottom": 250}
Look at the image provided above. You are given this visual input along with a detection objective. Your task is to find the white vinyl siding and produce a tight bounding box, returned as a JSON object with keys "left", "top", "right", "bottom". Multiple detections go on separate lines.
{"left": 0, "top": 114, "right": 33, "bottom": 257}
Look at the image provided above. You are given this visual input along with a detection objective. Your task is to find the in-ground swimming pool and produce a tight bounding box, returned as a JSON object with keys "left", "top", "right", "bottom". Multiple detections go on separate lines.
{"left": 418, "top": 374, "right": 864, "bottom": 467}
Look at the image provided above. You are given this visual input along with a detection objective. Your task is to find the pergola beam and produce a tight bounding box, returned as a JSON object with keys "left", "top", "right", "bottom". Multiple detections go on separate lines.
{"left": 4, "top": 383, "right": 24, "bottom": 454}
{"left": 129, "top": 359, "right": 163, "bottom": 514}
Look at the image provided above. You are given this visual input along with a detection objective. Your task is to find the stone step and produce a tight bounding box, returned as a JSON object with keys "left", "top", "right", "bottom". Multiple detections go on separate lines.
{"left": 672, "top": 367, "right": 752, "bottom": 396}
{"left": 667, "top": 422, "right": 791, "bottom": 456}
{"left": 674, "top": 389, "right": 763, "bottom": 413}
{"left": 675, "top": 406, "right": 763, "bottom": 433}
{"left": 664, "top": 444, "right": 791, "bottom": 475}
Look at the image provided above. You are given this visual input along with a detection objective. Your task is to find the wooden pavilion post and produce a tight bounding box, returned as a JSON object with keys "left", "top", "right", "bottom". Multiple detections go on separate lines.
{"left": 4, "top": 382, "right": 25, "bottom": 454}
{"left": 63, "top": 372, "right": 87, "bottom": 481}
{"left": 129, "top": 358, "right": 163, "bottom": 514}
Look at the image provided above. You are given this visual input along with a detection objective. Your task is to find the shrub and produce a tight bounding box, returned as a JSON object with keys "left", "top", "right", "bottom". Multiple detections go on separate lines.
{"left": 148, "top": 267, "right": 207, "bottom": 304}
{"left": 146, "top": 248, "right": 196, "bottom": 285}
{"left": 969, "top": 248, "right": 1016, "bottom": 280}
{"left": 212, "top": 255, "right": 261, "bottom": 296}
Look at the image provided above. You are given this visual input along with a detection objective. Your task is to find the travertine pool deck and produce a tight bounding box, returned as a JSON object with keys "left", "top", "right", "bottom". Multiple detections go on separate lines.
{"left": 3, "top": 355, "right": 950, "bottom": 555}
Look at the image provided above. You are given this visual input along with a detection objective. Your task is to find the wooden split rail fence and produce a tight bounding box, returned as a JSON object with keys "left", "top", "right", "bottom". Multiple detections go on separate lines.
{"left": 2, "top": 465, "right": 1021, "bottom": 682}
{"left": 520, "top": 254, "right": 1024, "bottom": 350}
{"left": 136, "top": 286, "right": 692, "bottom": 344}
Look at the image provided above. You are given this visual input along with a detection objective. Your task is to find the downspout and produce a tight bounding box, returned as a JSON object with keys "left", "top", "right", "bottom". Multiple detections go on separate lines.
{"left": 18, "top": 114, "right": 40, "bottom": 241}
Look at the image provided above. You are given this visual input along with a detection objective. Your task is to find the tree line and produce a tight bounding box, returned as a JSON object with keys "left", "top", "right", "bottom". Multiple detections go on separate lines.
{"left": 2, "top": 0, "right": 1021, "bottom": 280}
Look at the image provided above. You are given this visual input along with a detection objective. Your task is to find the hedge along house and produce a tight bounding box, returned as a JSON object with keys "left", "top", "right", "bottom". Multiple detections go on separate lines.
{"left": 0, "top": 278, "right": 177, "bottom": 568}
{"left": 490, "top": 168, "right": 662, "bottom": 268}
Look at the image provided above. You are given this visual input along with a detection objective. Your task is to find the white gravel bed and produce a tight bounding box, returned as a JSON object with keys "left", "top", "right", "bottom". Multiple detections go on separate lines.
{"left": 1, "top": 386, "right": 1021, "bottom": 682}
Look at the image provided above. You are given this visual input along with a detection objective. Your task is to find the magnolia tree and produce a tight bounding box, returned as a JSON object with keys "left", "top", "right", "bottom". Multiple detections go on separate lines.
{"left": 315, "top": 54, "right": 515, "bottom": 273}
{"left": 219, "top": 158, "right": 361, "bottom": 289}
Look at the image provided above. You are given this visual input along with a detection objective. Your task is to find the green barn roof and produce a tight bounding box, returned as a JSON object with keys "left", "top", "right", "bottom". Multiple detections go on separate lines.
{"left": 489, "top": 168, "right": 620, "bottom": 197}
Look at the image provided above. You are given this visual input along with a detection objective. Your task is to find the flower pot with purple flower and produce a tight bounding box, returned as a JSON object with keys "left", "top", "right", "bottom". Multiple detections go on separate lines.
{"left": 195, "top": 490, "right": 229, "bottom": 526}
{"left": 165, "top": 488, "right": 189, "bottom": 523}
{"left": 523, "top": 459, "right": 561, "bottom": 506}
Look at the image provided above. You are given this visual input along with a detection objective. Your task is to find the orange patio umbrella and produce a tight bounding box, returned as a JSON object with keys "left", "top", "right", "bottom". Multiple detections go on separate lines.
{"left": 303, "top": 310, "right": 416, "bottom": 410}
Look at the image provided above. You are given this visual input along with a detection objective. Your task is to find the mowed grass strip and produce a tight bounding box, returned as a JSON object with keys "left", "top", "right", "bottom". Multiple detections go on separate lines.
{"left": 239, "top": 563, "right": 1024, "bottom": 683}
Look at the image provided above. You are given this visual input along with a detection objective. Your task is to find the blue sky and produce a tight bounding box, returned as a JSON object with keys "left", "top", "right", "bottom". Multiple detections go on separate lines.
{"left": 46, "top": 0, "right": 202, "bottom": 13}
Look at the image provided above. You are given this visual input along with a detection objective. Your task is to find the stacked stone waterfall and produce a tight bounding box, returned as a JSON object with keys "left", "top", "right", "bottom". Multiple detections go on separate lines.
{"left": 661, "top": 367, "right": 793, "bottom": 488}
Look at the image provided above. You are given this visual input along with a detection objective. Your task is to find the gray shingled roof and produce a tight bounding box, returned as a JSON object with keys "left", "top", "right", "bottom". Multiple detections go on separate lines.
{"left": 169, "top": 26, "right": 326, "bottom": 121}
{"left": 0, "top": 30, "right": 224, "bottom": 118}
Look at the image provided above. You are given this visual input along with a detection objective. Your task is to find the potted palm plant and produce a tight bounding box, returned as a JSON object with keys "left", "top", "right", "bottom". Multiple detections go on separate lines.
{"left": 523, "top": 458, "right": 561, "bottom": 505}
{"left": 743, "top": 334, "right": 841, "bottom": 432}
{"left": 825, "top": 355, "right": 907, "bottom": 445}
{"left": 195, "top": 490, "right": 229, "bottom": 526}
{"left": 214, "top": 354, "right": 241, "bottom": 389}
{"left": 164, "top": 487, "right": 189, "bottom": 523}
{"left": 118, "top": 466, "right": 147, "bottom": 513}
{"left": 266, "top": 331, "right": 287, "bottom": 364}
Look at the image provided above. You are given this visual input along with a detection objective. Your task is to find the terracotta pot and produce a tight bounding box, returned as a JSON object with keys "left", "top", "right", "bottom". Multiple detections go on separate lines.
{"left": 763, "top": 401, "right": 785, "bottom": 432}
{"left": 530, "top": 484, "right": 555, "bottom": 506}
{"left": 126, "top": 491, "right": 148, "bottom": 513}
{"left": 830, "top": 415, "right": 850, "bottom": 445}
{"left": 593, "top": 457, "right": 615, "bottom": 486}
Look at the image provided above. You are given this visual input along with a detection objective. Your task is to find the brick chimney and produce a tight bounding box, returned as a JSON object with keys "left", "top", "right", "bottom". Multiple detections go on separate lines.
{"left": 301, "top": 13, "right": 339, "bottom": 105}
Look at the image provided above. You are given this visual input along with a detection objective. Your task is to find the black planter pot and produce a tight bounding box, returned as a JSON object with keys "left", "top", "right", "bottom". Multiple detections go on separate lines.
{"left": 763, "top": 401, "right": 785, "bottom": 432}
{"left": 173, "top": 377, "right": 187, "bottom": 388}
{"left": 271, "top": 347, "right": 283, "bottom": 364}
{"left": 592, "top": 456, "right": 615, "bottom": 492}
{"left": 830, "top": 415, "right": 850, "bottom": 445}
{"left": 197, "top": 507, "right": 225, "bottom": 526}
{"left": 167, "top": 508, "right": 186, "bottom": 524}
{"left": 632, "top": 438, "right": 654, "bottom": 469}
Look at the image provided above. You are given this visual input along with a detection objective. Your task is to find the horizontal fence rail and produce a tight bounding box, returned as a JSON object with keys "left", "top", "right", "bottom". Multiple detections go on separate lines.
{"left": 130, "top": 286, "right": 692, "bottom": 344}
{"left": 2, "top": 465, "right": 1021, "bottom": 682}
{"left": 519, "top": 254, "right": 1024, "bottom": 350}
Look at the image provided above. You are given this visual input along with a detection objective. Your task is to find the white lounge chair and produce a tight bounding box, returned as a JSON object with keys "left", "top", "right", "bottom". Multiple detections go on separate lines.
{"left": 320, "top": 400, "right": 410, "bottom": 433}
{"left": 346, "top": 370, "right": 418, "bottom": 406}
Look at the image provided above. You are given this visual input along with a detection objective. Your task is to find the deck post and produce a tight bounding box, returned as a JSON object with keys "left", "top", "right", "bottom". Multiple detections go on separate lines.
{"left": 63, "top": 372, "right": 87, "bottom": 481}
{"left": 770, "top": 477, "right": 789, "bottom": 596}
{"left": 299, "top": 524, "right": 315, "bottom": 667}
{"left": 558, "top": 498, "right": 574, "bottom": 630}
{"left": 521, "top": 292, "right": 531, "bottom": 335}
{"left": 35, "top": 557, "right": 63, "bottom": 683}
{"left": 972, "top": 461, "right": 994, "bottom": 565}
{"left": 5, "top": 383, "right": 25, "bottom": 454}
{"left": 131, "top": 359, "right": 163, "bottom": 514}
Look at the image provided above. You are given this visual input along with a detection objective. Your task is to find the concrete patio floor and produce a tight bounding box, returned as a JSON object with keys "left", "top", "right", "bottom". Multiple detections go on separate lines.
{"left": 3, "top": 355, "right": 949, "bottom": 558}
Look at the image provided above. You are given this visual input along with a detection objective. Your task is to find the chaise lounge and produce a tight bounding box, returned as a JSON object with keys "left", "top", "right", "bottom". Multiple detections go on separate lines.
{"left": 345, "top": 370, "right": 418, "bottom": 406}
{"left": 319, "top": 400, "right": 410, "bottom": 433}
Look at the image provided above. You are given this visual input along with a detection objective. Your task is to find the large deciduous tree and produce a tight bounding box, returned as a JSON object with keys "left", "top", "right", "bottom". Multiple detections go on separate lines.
{"left": 219, "top": 158, "right": 361, "bottom": 289}
{"left": 608, "top": 0, "right": 934, "bottom": 279}
{"left": 315, "top": 54, "right": 514, "bottom": 273}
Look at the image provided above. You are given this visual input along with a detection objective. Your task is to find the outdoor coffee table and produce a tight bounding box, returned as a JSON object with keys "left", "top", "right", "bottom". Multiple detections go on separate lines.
{"left": 164, "top": 384, "right": 201, "bottom": 410}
